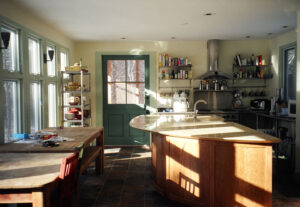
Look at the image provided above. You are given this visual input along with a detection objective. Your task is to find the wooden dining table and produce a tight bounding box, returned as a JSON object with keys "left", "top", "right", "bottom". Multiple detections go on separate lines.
{"left": 0, "top": 127, "right": 104, "bottom": 174}
{"left": 0, "top": 153, "right": 72, "bottom": 207}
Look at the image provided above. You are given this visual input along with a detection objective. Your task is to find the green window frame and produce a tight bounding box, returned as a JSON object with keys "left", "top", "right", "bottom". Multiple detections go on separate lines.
{"left": 0, "top": 16, "right": 69, "bottom": 143}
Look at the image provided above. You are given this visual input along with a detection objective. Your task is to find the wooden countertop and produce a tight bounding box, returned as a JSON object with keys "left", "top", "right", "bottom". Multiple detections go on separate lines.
{"left": 129, "top": 114, "right": 280, "bottom": 143}
{"left": 0, "top": 153, "right": 72, "bottom": 189}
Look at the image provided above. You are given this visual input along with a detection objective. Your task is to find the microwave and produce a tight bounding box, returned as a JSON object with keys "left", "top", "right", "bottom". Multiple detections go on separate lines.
{"left": 288, "top": 99, "right": 296, "bottom": 117}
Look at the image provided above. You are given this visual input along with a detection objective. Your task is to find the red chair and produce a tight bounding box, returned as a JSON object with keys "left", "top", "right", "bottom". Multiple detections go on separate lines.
{"left": 58, "top": 152, "right": 79, "bottom": 207}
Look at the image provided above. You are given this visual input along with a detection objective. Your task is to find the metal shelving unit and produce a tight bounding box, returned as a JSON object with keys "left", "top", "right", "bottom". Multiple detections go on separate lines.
{"left": 61, "top": 70, "right": 91, "bottom": 127}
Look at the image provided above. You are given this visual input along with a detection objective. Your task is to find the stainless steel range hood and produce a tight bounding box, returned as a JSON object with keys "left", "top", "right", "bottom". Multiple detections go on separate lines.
{"left": 198, "top": 39, "right": 231, "bottom": 80}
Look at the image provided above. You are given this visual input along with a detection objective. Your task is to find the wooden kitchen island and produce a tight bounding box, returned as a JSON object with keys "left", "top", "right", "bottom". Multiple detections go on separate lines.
{"left": 130, "top": 114, "right": 280, "bottom": 207}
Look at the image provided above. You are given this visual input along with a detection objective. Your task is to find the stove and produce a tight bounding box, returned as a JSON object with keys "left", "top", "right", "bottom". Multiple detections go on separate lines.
{"left": 198, "top": 110, "right": 239, "bottom": 122}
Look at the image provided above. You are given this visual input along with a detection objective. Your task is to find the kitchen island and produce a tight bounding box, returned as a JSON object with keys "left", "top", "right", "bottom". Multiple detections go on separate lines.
{"left": 130, "top": 114, "right": 280, "bottom": 207}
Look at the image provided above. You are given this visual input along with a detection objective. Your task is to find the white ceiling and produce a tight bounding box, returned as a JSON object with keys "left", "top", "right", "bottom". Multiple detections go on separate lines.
{"left": 14, "top": 0, "right": 300, "bottom": 41}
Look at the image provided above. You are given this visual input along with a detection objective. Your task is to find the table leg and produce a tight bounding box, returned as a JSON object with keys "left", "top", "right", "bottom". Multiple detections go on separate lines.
{"left": 32, "top": 184, "right": 54, "bottom": 207}
{"left": 32, "top": 191, "right": 44, "bottom": 207}
{"left": 95, "top": 128, "right": 104, "bottom": 174}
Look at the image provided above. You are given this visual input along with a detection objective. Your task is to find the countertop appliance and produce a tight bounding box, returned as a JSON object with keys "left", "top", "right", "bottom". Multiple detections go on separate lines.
{"left": 250, "top": 99, "right": 270, "bottom": 111}
{"left": 288, "top": 99, "right": 296, "bottom": 117}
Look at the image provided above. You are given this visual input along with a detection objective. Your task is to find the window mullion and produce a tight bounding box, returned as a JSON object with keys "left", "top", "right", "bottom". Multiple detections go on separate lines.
{"left": 125, "top": 60, "right": 127, "bottom": 104}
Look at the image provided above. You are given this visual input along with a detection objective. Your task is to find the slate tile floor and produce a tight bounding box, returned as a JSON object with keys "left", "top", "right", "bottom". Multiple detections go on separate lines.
{"left": 79, "top": 147, "right": 300, "bottom": 207}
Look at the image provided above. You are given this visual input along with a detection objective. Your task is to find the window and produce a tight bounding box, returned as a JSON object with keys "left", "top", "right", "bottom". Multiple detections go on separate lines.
{"left": 283, "top": 47, "right": 296, "bottom": 100}
{"left": 48, "top": 83, "right": 57, "bottom": 127}
{"left": 30, "top": 82, "right": 42, "bottom": 133}
{"left": 0, "top": 18, "right": 67, "bottom": 142}
{"left": 1, "top": 25, "right": 19, "bottom": 72}
{"left": 28, "top": 37, "right": 41, "bottom": 75}
{"left": 3, "top": 80, "right": 20, "bottom": 142}
{"left": 107, "top": 60, "right": 145, "bottom": 104}
{"left": 47, "top": 45, "right": 56, "bottom": 77}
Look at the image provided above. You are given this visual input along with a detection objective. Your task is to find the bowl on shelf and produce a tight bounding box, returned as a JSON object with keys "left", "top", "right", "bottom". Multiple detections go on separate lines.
{"left": 65, "top": 113, "right": 75, "bottom": 120}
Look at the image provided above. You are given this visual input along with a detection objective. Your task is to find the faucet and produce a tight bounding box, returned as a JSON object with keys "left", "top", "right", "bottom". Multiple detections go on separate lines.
{"left": 193, "top": 99, "right": 207, "bottom": 120}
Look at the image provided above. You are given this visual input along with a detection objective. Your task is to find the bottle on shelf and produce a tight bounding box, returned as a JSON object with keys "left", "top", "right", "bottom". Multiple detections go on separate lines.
{"left": 159, "top": 53, "right": 162, "bottom": 67}
{"left": 188, "top": 70, "right": 192, "bottom": 79}
{"left": 171, "top": 69, "right": 175, "bottom": 79}
{"left": 239, "top": 69, "right": 242, "bottom": 78}
{"left": 251, "top": 54, "right": 255, "bottom": 66}
{"left": 258, "top": 55, "right": 262, "bottom": 66}
{"left": 206, "top": 80, "right": 210, "bottom": 90}
{"left": 161, "top": 70, "right": 165, "bottom": 79}
{"left": 165, "top": 72, "right": 169, "bottom": 80}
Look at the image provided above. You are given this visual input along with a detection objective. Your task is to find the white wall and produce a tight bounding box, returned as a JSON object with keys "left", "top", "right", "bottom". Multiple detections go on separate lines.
{"left": 0, "top": 0, "right": 75, "bottom": 62}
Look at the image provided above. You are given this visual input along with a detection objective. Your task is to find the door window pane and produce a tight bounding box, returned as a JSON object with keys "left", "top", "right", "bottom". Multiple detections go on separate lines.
{"left": 127, "top": 60, "right": 145, "bottom": 82}
{"left": 30, "top": 82, "right": 41, "bottom": 133}
{"left": 3, "top": 80, "right": 19, "bottom": 142}
{"left": 107, "top": 60, "right": 126, "bottom": 82}
{"left": 107, "top": 59, "right": 146, "bottom": 104}
{"left": 108, "top": 83, "right": 126, "bottom": 104}
{"left": 47, "top": 46, "right": 56, "bottom": 77}
{"left": 1, "top": 26, "right": 19, "bottom": 72}
{"left": 28, "top": 37, "right": 41, "bottom": 75}
{"left": 127, "top": 83, "right": 145, "bottom": 104}
{"left": 284, "top": 48, "right": 296, "bottom": 100}
{"left": 48, "top": 83, "right": 57, "bottom": 127}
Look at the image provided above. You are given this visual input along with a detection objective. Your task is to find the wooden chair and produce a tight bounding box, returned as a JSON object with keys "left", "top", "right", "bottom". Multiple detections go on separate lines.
{"left": 58, "top": 152, "right": 79, "bottom": 207}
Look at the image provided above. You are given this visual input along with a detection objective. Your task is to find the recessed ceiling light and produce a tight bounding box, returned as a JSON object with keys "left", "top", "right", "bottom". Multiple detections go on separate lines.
{"left": 205, "top": 13, "right": 213, "bottom": 16}
{"left": 282, "top": 26, "right": 288, "bottom": 28}
{"left": 246, "top": 36, "right": 251, "bottom": 38}
{"left": 121, "top": 37, "right": 126, "bottom": 40}
{"left": 171, "top": 37, "right": 176, "bottom": 40}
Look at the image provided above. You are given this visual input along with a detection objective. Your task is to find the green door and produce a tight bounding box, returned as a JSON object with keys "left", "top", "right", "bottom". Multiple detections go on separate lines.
{"left": 103, "top": 55, "right": 150, "bottom": 145}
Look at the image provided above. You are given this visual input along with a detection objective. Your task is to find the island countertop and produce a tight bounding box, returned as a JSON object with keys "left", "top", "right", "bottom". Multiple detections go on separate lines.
{"left": 130, "top": 114, "right": 280, "bottom": 144}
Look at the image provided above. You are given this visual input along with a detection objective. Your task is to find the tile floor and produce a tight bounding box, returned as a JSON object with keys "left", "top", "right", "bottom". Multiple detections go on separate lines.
{"left": 79, "top": 147, "right": 300, "bottom": 207}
